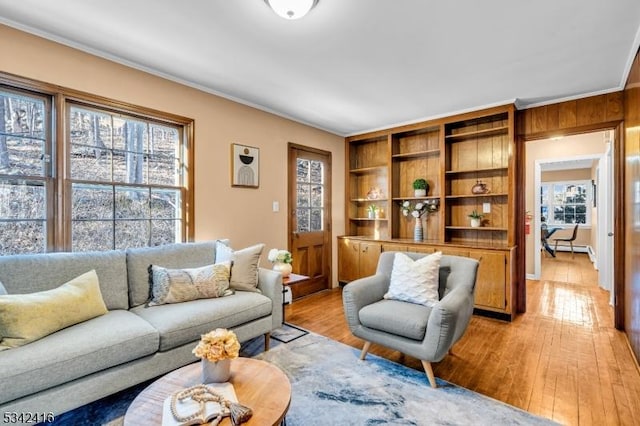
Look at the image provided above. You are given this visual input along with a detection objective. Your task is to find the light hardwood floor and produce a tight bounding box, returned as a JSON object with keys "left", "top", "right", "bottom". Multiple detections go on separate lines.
{"left": 284, "top": 252, "right": 640, "bottom": 425}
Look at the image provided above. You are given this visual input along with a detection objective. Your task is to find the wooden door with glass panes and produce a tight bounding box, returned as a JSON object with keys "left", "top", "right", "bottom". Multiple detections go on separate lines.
{"left": 288, "top": 144, "right": 332, "bottom": 298}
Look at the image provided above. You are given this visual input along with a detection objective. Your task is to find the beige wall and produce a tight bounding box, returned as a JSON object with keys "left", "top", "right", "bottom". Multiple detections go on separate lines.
{"left": 0, "top": 24, "right": 346, "bottom": 285}
{"left": 525, "top": 132, "right": 607, "bottom": 274}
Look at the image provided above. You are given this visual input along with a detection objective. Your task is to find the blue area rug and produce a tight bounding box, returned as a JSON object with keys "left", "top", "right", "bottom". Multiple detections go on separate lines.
{"left": 47, "top": 332, "right": 556, "bottom": 425}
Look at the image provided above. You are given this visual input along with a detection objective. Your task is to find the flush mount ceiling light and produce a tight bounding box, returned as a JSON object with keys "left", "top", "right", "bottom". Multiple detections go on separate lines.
{"left": 264, "top": 0, "right": 319, "bottom": 20}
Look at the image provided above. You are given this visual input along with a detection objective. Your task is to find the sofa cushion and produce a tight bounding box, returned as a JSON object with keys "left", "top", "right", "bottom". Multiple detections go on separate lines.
{"left": 0, "top": 281, "right": 6, "bottom": 295}
{"left": 384, "top": 251, "right": 442, "bottom": 306}
{"left": 131, "top": 291, "right": 273, "bottom": 351}
{"left": 126, "top": 241, "right": 219, "bottom": 307}
{"left": 148, "top": 261, "right": 233, "bottom": 306}
{"left": 0, "top": 309, "right": 159, "bottom": 405}
{"left": 215, "top": 242, "right": 264, "bottom": 293}
{"left": 0, "top": 270, "right": 108, "bottom": 350}
{"left": 0, "top": 250, "right": 128, "bottom": 310}
{"left": 359, "top": 299, "right": 432, "bottom": 341}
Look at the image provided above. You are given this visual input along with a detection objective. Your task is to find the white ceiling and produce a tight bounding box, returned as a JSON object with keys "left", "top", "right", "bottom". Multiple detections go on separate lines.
{"left": 1, "top": 0, "right": 639, "bottom": 136}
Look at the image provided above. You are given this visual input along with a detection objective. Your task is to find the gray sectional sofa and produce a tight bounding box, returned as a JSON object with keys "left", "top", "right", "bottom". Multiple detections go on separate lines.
{"left": 0, "top": 241, "right": 283, "bottom": 419}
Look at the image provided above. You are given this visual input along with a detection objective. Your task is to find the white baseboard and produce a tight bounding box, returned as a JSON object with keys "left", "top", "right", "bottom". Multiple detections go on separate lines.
{"left": 553, "top": 245, "right": 589, "bottom": 254}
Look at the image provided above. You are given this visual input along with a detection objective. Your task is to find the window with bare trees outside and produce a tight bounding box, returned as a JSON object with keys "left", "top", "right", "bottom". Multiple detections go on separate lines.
{"left": 0, "top": 88, "right": 51, "bottom": 254}
{"left": 0, "top": 77, "right": 193, "bottom": 255}
{"left": 69, "top": 104, "right": 186, "bottom": 251}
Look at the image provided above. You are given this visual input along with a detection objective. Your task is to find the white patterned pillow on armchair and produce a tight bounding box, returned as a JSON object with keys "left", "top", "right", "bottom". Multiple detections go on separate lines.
{"left": 384, "top": 251, "right": 442, "bottom": 306}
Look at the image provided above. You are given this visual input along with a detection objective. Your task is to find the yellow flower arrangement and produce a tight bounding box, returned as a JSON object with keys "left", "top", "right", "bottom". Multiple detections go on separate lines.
{"left": 192, "top": 328, "right": 240, "bottom": 362}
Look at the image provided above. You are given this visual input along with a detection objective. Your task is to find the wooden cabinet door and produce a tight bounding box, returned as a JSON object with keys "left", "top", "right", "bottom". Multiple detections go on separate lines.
{"left": 440, "top": 247, "right": 469, "bottom": 257}
{"left": 359, "top": 242, "right": 382, "bottom": 277}
{"left": 338, "top": 239, "right": 360, "bottom": 283}
{"left": 407, "top": 245, "right": 436, "bottom": 254}
{"left": 470, "top": 251, "right": 506, "bottom": 310}
{"left": 381, "top": 243, "right": 407, "bottom": 252}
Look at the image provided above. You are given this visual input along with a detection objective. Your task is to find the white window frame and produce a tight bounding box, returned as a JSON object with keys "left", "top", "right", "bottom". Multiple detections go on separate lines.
{"left": 540, "top": 179, "right": 592, "bottom": 227}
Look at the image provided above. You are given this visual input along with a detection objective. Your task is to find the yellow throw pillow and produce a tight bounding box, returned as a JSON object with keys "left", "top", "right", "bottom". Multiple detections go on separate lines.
{"left": 0, "top": 270, "right": 108, "bottom": 351}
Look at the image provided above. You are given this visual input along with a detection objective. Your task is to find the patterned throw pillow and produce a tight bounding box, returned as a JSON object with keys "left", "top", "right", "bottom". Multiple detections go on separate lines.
{"left": 384, "top": 252, "right": 442, "bottom": 306}
{"left": 148, "top": 261, "right": 233, "bottom": 306}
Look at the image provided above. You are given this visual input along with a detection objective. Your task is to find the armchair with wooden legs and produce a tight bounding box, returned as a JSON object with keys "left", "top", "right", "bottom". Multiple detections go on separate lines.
{"left": 342, "top": 252, "right": 479, "bottom": 388}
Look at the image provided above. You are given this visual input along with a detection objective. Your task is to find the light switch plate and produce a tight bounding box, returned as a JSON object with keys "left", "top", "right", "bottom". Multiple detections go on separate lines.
{"left": 273, "top": 201, "right": 279, "bottom": 212}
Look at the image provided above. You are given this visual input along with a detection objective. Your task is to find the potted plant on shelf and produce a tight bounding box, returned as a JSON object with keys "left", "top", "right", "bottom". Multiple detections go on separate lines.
{"left": 468, "top": 210, "right": 483, "bottom": 228}
{"left": 412, "top": 178, "right": 429, "bottom": 197}
{"left": 366, "top": 204, "right": 379, "bottom": 219}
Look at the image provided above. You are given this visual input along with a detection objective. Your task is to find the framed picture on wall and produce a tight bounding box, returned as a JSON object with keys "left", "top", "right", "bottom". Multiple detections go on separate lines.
{"left": 231, "top": 143, "right": 260, "bottom": 188}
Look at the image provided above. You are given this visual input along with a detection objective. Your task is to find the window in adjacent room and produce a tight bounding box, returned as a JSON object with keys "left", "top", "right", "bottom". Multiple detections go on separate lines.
{"left": 540, "top": 180, "right": 591, "bottom": 226}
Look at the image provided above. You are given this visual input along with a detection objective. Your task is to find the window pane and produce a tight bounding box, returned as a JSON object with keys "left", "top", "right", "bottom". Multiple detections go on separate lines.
{"left": 0, "top": 221, "right": 46, "bottom": 255}
{"left": 148, "top": 156, "right": 178, "bottom": 185}
{"left": 69, "top": 108, "right": 112, "bottom": 149}
{"left": 0, "top": 91, "right": 47, "bottom": 177}
{"left": 72, "top": 221, "right": 114, "bottom": 252}
{"left": 311, "top": 185, "right": 323, "bottom": 208}
{"left": 297, "top": 183, "right": 309, "bottom": 207}
{"left": 553, "top": 185, "right": 565, "bottom": 204}
{"left": 149, "top": 124, "right": 179, "bottom": 159}
{"left": 115, "top": 220, "right": 149, "bottom": 249}
{"left": 310, "top": 209, "right": 322, "bottom": 231}
{"left": 71, "top": 146, "right": 112, "bottom": 181}
{"left": 0, "top": 181, "right": 46, "bottom": 219}
{"left": 151, "top": 189, "right": 181, "bottom": 218}
{"left": 115, "top": 187, "right": 149, "bottom": 219}
{"left": 1, "top": 137, "right": 46, "bottom": 176}
{"left": 72, "top": 184, "right": 113, "bottom": 220}
{"left": 310, "top": 160, "right": 323, "bottom": 184}
{"left": 297, "top": 159, "right": 309, "bottom": 182}
{"left": 297, "top": 208, "right": 309, "bottom": 232}
{"left": 151, "top": 219, "right": 181, "bottom": 246}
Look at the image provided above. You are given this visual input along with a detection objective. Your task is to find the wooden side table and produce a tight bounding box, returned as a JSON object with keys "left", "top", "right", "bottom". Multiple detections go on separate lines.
{"left": 124, "top": 358, "right": 291, "bottom": 426}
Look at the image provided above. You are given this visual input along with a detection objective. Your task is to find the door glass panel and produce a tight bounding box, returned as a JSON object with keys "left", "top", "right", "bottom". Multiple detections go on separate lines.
{"left": 297, "top": 159, "right": 309, "bottom": 181}
{"left": 296, "top": 157, "right": 324, "bottom": 232}
{"left": 297, "top": 208, "right": 309, "bottom": 232}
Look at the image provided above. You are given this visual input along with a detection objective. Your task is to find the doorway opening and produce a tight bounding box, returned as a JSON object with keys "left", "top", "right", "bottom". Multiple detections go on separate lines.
{"left": 525, "top": 130, "right": 615, "bottom": 306}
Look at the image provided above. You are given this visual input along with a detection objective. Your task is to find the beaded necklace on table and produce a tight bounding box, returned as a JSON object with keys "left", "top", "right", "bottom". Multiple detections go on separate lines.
{"left": 169, "top": 384, "right": 252, "bottom": 425}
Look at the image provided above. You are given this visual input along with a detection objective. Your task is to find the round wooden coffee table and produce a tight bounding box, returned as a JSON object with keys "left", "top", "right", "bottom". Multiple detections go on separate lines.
{"left": 124, "top": 357, "right": 291, "bottom": 426}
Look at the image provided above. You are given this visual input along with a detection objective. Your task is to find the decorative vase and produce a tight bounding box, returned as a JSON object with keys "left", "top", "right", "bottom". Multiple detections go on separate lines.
{"left": 414, "top": 217, "right": 423, "bottom": 241}
{"left": 414, "top": 188, "right": 427, "bottom": 198}
{"left": 471, "top": 180, "right": 489, "bottom": 194}
{"left": 273, "top": 262, "right": 293, "bottom": 278}
{"left": 367, "top": 211, "right": 375, "bottom": 219}
{"left": 470, "top": 218, "right": 481, "bottom": 228}
{"left": 201, "top": 358, "right": 231, "bottom": 383}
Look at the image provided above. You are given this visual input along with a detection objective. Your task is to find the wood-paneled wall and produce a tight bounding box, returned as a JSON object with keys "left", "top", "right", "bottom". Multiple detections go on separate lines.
{"left": 624, "top": 48, "right": 640, "bottom": 363}
{"left": 517, "top": 92, "right": 624, "bottom": 139}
